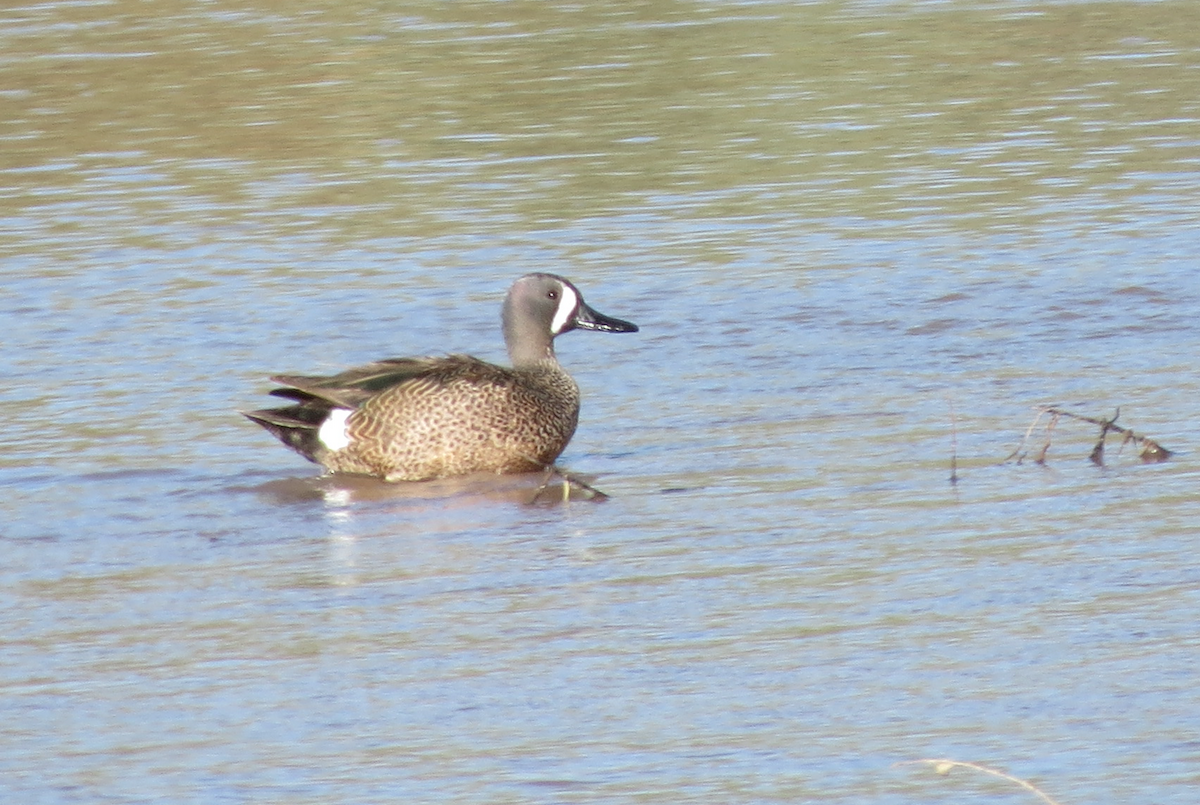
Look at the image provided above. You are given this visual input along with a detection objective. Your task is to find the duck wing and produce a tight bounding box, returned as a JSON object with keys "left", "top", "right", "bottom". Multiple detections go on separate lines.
{"left": 267, "top": 354, "right": 511, "bottom": 410}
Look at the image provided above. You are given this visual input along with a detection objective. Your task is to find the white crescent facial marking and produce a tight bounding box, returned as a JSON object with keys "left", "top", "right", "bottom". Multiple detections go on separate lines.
{"left": 550, "top": 284, "right": 579, "bottom": 335}
{"left": 318, "top": 408, "right": 353, "bottom": 451}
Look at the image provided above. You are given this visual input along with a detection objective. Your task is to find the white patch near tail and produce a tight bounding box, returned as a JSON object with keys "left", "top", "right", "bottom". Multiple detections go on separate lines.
{"left": 550, "top": 283, "right": 579, "bottom": 334}
{"left": 318, "top": 409, "right": 353, "bottom": 451}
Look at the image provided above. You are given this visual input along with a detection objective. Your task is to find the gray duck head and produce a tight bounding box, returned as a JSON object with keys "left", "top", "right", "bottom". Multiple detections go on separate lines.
{"left": 501, "top": 273, "right": 638, "bottom": 366}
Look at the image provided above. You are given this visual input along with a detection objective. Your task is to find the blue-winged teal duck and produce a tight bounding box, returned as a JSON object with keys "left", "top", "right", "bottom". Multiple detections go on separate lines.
{"left": 244, "top": 273, "right": 638, "bottom": 481}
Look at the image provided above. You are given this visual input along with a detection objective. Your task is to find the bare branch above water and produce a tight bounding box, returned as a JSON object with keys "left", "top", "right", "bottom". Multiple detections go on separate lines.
{"left": 1005, "top": 406, "right": 1172, "bottom": 466}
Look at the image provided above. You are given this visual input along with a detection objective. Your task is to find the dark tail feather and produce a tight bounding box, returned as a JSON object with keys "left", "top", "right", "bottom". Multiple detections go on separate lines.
{"left": 267, "top": 387, "right": 324, "bottom": 403}
{"left": 243, "top": 404, "right": 330, "bottom": 464}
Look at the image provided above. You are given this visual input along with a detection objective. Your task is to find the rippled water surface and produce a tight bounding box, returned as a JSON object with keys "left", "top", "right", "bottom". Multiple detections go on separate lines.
{"left": 4, "top": 1, "right": 1200, "bottom": 802}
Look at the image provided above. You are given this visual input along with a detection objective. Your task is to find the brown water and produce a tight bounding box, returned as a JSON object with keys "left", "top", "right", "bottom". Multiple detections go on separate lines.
{"left": 4, "top": 1, "right": 1200, "bottom": 802}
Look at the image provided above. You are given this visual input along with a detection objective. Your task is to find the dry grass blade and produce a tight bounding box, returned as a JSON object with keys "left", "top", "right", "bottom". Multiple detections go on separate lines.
{"left": 895, "top": 758, "right": 1064, "bottom": 805}
{"left": 1004, "top": 408, "right": 1048, "bottom": 464}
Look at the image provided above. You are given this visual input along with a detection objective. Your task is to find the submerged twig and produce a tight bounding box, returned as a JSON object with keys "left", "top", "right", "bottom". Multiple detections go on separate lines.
{"left": 896, "top": 759, "right": 1064, "bottom": 805}
{"left": 946, "top": 396, "right": 959, "bottom": 485}
{"left": 513, "top": 449, "right": 610, "bottom": 505}
{"left": 1087, "top": 408, "right": 1118, "bottom": 466}
{"left": 528, "top": 464, "right": 609, "bottom": 505}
